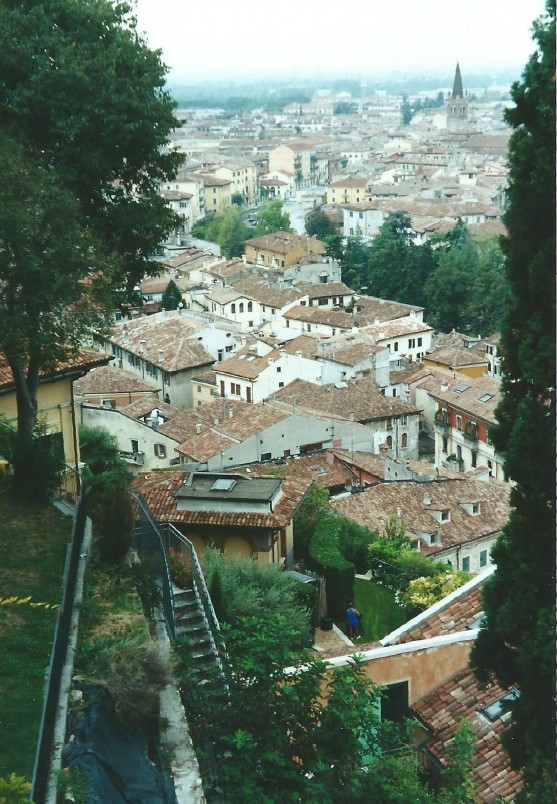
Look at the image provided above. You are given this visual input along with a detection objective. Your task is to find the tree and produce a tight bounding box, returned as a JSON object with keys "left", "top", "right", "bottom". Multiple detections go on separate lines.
{"left": 470, "top": 2, "right": 556, "bottom": 798}
{"left": 254, "top": 199, "right": 292, "bottom": 235}
{"left": 177, "top": 612, "right": 474, "bottom": 803}
{"left": 160, "top": 279, "right": 183, "bottom": 311}
{"left": 0, "top": 135, "right": 116, "bottom": 490}
{"left": 293, "top": 482, "right": 329, "bottom": 564}
{"left": 231, "top": 192, "right": 244, "bottom": 206}
{"left": 0, "top": 0, "right": 183, "bottom": 490}
{"left": 341, "top": 236, "right": 370, "bottom": 290}
{"left": 305, "top": 209, "right": 337, "bottom": 240}
{"left": 202, "top": 206, "right": 250, "bottom": 257}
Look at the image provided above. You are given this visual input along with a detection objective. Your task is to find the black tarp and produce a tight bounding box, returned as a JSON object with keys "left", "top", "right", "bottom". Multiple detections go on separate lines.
{"left": 62, "top": 685, "right": 178, "bottom": 804}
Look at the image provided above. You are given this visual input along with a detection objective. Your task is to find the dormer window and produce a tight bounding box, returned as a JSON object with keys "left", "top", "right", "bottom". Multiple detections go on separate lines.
{"left": 481, "top": 689, "right": 520, "bottom": 722}
{"left": 440, "top": 509, "right": 450, "bottom": 522}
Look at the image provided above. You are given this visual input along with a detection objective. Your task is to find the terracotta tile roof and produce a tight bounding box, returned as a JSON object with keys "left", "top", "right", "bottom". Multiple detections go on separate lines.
{"left": 332, "top": 451, "right": 460, "bottom": 482}
{"left": 77, "top": 365, "right": 158, "bottom": 395}
{"left": 281, "top": 335, "right": 321, "bottom": 358}
{"left": 131, "top": 470, "right": 311, "bottom": 530}
{"left": 321, "top": 342, "right": 381, "bottom": 367}
{"left": 283, "top": 305, "right": 355, "bottom": 329}
{"left": 412, "top": 667, "right": 523, "bottom": 801}
{"left": 328, "top": 176, "right": 370, "bottom": 188}
{"left": 244, "top": 231, "right": 324, "bottom": 255}
{"left": 425, "top": 332, "right": 488, "bottom": 370}
{"left": 398, "top": 586, "right": 484, "bottom": 643}
{"left": 331, "top": 477, "right": 510, "bottom": 554}
{"left": 229, "top": 276, "right": 302, "bottom": 309}
{"left": 425, "top": 374, "right": 502, "bottom": 425}
{"left": 355, "top": 296, "right": 424, "bottom": 323}
{"left": 271, "top": 378, "right": 420, "bottom": 423}
{"left": 234, "top": 450, "right": 356, "bottom": 490}
{"left": 214, "top": 348, "right": 282, "bottom": 380}
{"left": 360, "top": 317, "right": 433, "bottom": 340}
{"left": 296, "top": 282, "right": 354, "bottom": 299}
{"left": 176, "top": 400, "right": 289, "bottom": 460}
{"left": 0, "top": 349, "right": 110, "bottom": 392}
{"left": 108, "top": 314, "right": 215, "bottom": 373}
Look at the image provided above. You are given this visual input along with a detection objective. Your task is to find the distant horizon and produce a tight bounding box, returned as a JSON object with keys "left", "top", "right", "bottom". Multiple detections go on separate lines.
{"left": 135, "top": 0, "right": 546, "bottom": 84}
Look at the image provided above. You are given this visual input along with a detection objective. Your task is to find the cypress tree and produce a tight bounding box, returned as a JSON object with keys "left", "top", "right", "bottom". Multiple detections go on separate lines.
{"left": 470, "top": 2, "right": 556, "bottom": 798}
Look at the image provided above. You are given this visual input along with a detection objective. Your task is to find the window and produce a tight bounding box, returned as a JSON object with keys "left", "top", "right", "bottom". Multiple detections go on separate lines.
{"left": 217, "top": 350, "right": 223, "bottom": 362}
{"left": 471, "top": 450, "right": 477, "bottom": 468}
{"left": 276, "top": 366, "right": 281, "bottom": 373}
{"left": 462, "top": 556, "right": 470, "bottom": 572}
{"left": 417, "top": 337, "right": 422, "bottom": 347}
{"left": 401, "top": 433, "right": 408, "bottom": 448}
{"left": 260, "top": 452, "right": 272, "bottom": 461}
{"left": 278, "top": 381, "right": 284, "bottom": 388}
{"left": 480, "top": 549, "right": 488, "bottom": 567}
{"left": 456, "top": 414, "right": 462, "bottom": 431}
{"left": 393, "top": 341, "right": 398, "bottom": 352}
{"left": 239, "top": 303, "right": 244, "bottom": 313}
{"left": 442, "top": 436, "right": 448, "bottom": 453}
{"left": 386, "top": 435, "right": 393, "bottom": 448}
{"left": 440, "top": 509, "right": 450, "bottom": 522}
{"left": 101, "top": 399, "right": 116, "bottom": 409}
{"left": 225, "top": 344, "right": 233, "bottom": 353}
{"left": 230, "top": 382, "right": 241, "bottom": 395}
{"left": 231, "top": 303, "right": 236, "bottom": 313}
{"left": 131, "top": 440, "right": 139, "bottom": 453}
{"left": 408, "top": 338, "right": 415, "bottom": 349}
{"left": 400, "top": 414, "right": 407, "bottom": 425}
{"left": 247, "top": 301, "right": 253, "bottom": 312}
{"left": 482, "top": 689, "right": 520, "bottom": 722}
{"left": 154, "top": 444, "right": 166, "bottom": 458}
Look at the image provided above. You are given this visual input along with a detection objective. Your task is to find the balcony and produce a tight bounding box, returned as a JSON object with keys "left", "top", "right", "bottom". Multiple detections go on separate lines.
{"left": 434, "top": 409, "right": 449, "bottom": 432}
{"left": 463, "top": 423, "right": 479, "bottom": 446}
{"left": 120, "top": 450, "right": 145, "bottom": 466}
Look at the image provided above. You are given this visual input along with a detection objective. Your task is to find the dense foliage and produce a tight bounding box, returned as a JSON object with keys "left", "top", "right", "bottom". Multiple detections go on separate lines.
{"left": 202, "top": 548, "right": 315, "bottom": 647}
{"left": 0, "top": 0, "right": 182, "bottom": 489}
{"left": 192, "top": 199, "right": 292, "bottom": 257}
{"left": 470, "top": 2, "right": 556, "bottom": 798}
{"left": 175, "top": 610, "right": 475, "bottom": 803}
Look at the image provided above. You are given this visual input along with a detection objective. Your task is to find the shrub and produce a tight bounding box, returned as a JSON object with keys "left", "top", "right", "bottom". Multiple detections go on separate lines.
{"left": 400, "top": 571, "right": 471, "bottom": 616}
{"left": 0, "top": 773, "right": 32, "bottom": 803}
{"left": 368, "top": 540, "right": 448, "bottom": 592}
{"left": 168, "top": 549, "right": 192, "bottom": 589}
{"left": 89, "top": 478, "right": 134, "bottom": 565}
{"left": 338, "top": 518, "right": 377, "bottom": 573}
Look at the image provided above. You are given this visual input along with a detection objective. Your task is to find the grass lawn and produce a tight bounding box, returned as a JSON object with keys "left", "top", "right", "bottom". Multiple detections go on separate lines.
{"left": 337, "top": 578, "right": 408, "bottom": 642}
{"left": 0, "top": 486, "right": 72, "bottom": 778}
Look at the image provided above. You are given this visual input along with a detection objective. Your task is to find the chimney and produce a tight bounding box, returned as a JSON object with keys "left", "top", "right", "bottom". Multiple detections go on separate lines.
{"left": 228, "top": 406, "right": 234, "bottom": 419}
{"left": 195, "top": 423, "right": 202, "bottom": 434}
{"left": 139, "top": 340, "right": 146, "bottom": 354}
{"left": 213, "top": 417, "right": 219, "bottom": 426}
{"left": 423, "top": 493, "right": 431, "bottom": 505}
{"left": 158, "top": 349, "right": 164, "bottom": 363}
{"left": 441, "top": 381, "right": 449, "bottom": 392}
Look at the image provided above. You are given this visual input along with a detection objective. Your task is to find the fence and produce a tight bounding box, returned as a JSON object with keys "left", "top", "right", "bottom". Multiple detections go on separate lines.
{"left": 31, "top": 491, "right": 87, "bottom": 804}
{"left": 132, "top": 493, "right": 177, "bottom": 640}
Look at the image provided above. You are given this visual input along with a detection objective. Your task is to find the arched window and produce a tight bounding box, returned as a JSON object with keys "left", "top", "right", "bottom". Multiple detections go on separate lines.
{"left": 386, "top": 435, "right": 393, "bottom": 448}
{"left": 247, "top": 301, "right": 253, "bottom": 312}
{"left": 401, "top": 433, "right": 408, "bottom": 448}
{"left": 231, "top": 303, "right": 236, "bottom": 314}
{"left": 239, "top": 303, "right": 244, "bottom": 313}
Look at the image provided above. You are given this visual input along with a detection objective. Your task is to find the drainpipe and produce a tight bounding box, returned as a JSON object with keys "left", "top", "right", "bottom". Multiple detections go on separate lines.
{"left": 70, "top": 379, "right": 81, "bottom": 490}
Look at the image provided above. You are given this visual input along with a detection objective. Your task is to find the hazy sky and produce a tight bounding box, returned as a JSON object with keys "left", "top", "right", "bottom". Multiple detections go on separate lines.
{"left": 134, "top": 0, "right": 547, "bottom": 82}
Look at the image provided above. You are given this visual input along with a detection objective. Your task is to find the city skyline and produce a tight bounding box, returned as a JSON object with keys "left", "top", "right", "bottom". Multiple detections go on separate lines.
{"left": 134, "top": 0, "right": 547, "bottom": 83}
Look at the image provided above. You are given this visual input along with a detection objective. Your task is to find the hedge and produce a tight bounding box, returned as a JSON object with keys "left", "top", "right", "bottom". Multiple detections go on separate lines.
{"left": 309, "top": 515, "right": 355, "bottom": 618}
{"left": 368, "top": 540, "right": 448, "bottom": 592}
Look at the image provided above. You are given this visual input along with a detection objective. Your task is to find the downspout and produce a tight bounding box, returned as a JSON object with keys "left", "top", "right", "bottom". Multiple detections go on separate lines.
{"left": 70, "top": 378, "right": 81, "bottom": 491}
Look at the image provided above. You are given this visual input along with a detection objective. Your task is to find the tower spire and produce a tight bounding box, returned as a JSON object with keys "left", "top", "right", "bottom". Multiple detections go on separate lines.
{"left": 452, "top": 62, "right": 464, "bottom": 99}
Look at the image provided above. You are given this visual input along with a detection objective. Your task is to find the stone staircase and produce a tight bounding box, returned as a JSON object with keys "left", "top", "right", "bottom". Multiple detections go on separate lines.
{"left": 173, "top": 585, "right": 228, "bottom": 702}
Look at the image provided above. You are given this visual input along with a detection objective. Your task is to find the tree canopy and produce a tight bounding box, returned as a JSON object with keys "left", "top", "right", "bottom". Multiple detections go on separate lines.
{"left": 0, "top": 0, "right": 182, "bottom": 488}
{"left": 470, "top": 1, "right": 556, "bottom": 798}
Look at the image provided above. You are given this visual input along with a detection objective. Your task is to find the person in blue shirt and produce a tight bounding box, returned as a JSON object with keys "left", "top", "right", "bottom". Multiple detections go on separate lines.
{"left": 345, "top": 602, "right": 361, "bottom": 638}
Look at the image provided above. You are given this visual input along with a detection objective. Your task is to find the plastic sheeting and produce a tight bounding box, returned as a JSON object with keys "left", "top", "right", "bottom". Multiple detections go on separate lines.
{"left": 63, "top": 685, "right": 178, "bottom": 804}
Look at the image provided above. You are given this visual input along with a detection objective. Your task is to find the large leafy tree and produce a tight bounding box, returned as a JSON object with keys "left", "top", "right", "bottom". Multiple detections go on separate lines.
{"left": 364, "top": 212, "right": 435, "bottom": 306}
{"left": 470, "top": 1, "right": 556, "bottom": 798}
{"left": 0, "top": 0, "right": 183, "bottom": 486}
{"left": 254, "top": 198, "right": 293, "bottom": 235}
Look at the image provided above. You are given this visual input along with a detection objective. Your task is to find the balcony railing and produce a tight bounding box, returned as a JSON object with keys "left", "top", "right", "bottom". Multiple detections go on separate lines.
{"left": 463, "top": 424, "right": 479, "bottom": 444}
{"left": 434, "top": 410, "right": 449, "bottom": 431}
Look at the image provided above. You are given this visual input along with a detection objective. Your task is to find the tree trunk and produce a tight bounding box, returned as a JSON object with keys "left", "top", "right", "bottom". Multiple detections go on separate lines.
{"left": 8, "top": 357, "right": 40, "bottom": 493}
